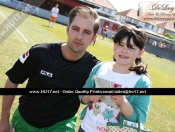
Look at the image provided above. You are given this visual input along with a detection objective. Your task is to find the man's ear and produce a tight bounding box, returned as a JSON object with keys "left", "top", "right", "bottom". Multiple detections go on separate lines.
{"left": 91, "top": 34, "right": 97, "bottom": 42}
{"left": 66, "top": 26, "right": 69, "bottom": 35}
{"left": 137, "top": 49, "right": 145, "bottom": 58}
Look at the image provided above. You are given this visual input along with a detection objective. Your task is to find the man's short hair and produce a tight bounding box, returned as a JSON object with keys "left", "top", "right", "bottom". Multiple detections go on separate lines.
{"left": 68, "top": 6, "right": 100, "bottom": 36}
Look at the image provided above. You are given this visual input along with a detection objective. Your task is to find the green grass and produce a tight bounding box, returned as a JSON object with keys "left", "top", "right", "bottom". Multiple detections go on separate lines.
{"left": 0, "top": 5, "right": 175, "bottom": 132}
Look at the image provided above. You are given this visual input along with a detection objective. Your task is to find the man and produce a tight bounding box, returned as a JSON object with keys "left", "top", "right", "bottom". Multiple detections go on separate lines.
{"left": 48, "top": 3, "right": 59, "bottom": 28}
{"left": 0, "top": 6, "right": 100, "bottom": 132}
{"left": 102, "top": 25, "right": 108, "bottom": 40}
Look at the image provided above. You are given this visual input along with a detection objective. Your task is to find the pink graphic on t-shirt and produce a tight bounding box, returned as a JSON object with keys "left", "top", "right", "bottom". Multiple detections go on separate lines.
{"left": 89, "top": 102, "right": 93, "bottom": 110}
{"left": 115, "top": 112, "right": 121, "bottom": 121}
{"left": 111, "top": 82, "right": 122, "bottom": 88}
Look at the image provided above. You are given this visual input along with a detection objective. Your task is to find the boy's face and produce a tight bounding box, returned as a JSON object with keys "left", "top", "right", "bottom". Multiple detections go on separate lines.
{"left": 114, "top": 37, "right": 144, "bottom": 67}
{"left": 66, "top": 15, "right": 96, "bottom": 54}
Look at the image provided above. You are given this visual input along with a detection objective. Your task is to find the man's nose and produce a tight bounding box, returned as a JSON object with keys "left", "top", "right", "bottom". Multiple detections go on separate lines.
{"left": 76, "top": 31, "right": 83, "bottom": 40}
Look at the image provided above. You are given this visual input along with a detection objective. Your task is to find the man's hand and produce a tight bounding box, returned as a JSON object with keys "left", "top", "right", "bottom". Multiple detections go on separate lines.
{"left": 0, "top": 120, "right": 10, "bottom": 132}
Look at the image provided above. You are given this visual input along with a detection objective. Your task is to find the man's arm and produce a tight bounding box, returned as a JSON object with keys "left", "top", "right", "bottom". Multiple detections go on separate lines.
{"left": 0, "top": 78, "right": 18, "bottom": 132}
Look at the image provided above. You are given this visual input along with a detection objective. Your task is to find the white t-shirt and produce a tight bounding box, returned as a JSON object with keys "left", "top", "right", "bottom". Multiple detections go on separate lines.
{"left": 96, "top": 62, "right": 140, "bottom": 88}
{"left": 81, "top": 62, "right": 141, "bottom": 132}
{"left": 51, "top": 7, "right": 59, "bottom": 17}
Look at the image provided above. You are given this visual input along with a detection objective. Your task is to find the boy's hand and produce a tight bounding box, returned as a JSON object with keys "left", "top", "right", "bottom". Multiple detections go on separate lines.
{"left": 88, "top": 95, "right": 105, "bottom": 102}
{"left": 111, "top": 95, "right": 126, "bottom": 107}
{"left": 82, "top": 95, "right": 105, "bottom": 104}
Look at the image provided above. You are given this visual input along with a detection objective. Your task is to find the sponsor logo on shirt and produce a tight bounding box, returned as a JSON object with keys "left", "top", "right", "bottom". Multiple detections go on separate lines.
{"left": 40, "top": 70, "right": 53, "bottom": 78}
{"left": 19, "top": 51, "right": 29, "bottom": 64}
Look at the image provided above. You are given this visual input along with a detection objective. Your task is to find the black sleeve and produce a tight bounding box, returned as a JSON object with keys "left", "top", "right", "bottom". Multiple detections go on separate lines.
{"left": 6, "top": 47, "right": 37, "bottom": 84}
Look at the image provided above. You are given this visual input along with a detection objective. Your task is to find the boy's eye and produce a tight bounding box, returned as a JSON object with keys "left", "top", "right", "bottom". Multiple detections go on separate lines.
{"left": 130, "top": 46, "right": 135, "bottom": 49}
{"left": 119, "top": 43, "right": 123, "bottom": 46}
{"left": 129, "top": 45, "right": 135, "bottom": 49}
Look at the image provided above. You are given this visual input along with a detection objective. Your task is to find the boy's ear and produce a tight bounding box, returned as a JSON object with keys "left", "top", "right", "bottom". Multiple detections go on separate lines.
{"left": 137, "top": 49, "right": 145, "bottom": 58}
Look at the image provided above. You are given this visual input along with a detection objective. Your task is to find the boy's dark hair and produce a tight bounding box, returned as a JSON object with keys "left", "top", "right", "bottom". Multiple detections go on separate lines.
{"left": 68, "top": 6, "right": 100, "bottom": 36}
{"left": 113, "top": 26, "right": 148, "bottom": 75}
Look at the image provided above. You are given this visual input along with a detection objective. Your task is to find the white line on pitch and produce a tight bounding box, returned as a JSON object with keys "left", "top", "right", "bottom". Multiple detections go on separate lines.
{"left": 0, "top": 11, "right": 29, "bottom": 42}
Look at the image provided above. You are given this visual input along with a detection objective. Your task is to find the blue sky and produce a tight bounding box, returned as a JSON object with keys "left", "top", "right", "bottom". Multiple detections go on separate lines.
{"left": 108, "top": 0, "right": 175, "bottom": 12}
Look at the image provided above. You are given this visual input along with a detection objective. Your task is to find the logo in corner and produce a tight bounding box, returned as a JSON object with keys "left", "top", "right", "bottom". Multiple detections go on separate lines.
{"left": 19, "top": 51, "right": 29, "bottom": 64}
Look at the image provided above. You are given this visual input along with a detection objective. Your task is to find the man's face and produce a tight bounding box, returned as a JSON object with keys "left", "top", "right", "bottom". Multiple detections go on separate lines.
{"left": 66, "top": 15, "right": 95, "bottom": 54}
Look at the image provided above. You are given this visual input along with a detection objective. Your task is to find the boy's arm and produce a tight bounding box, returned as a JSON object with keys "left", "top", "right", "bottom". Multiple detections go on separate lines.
{"left": 79, "top": 62, "right": 105, "bottom": 103}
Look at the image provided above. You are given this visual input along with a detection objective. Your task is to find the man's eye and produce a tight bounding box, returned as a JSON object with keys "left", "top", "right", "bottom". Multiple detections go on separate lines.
{"left": 85, "top": 32, "right": 90, "bottom": 34}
